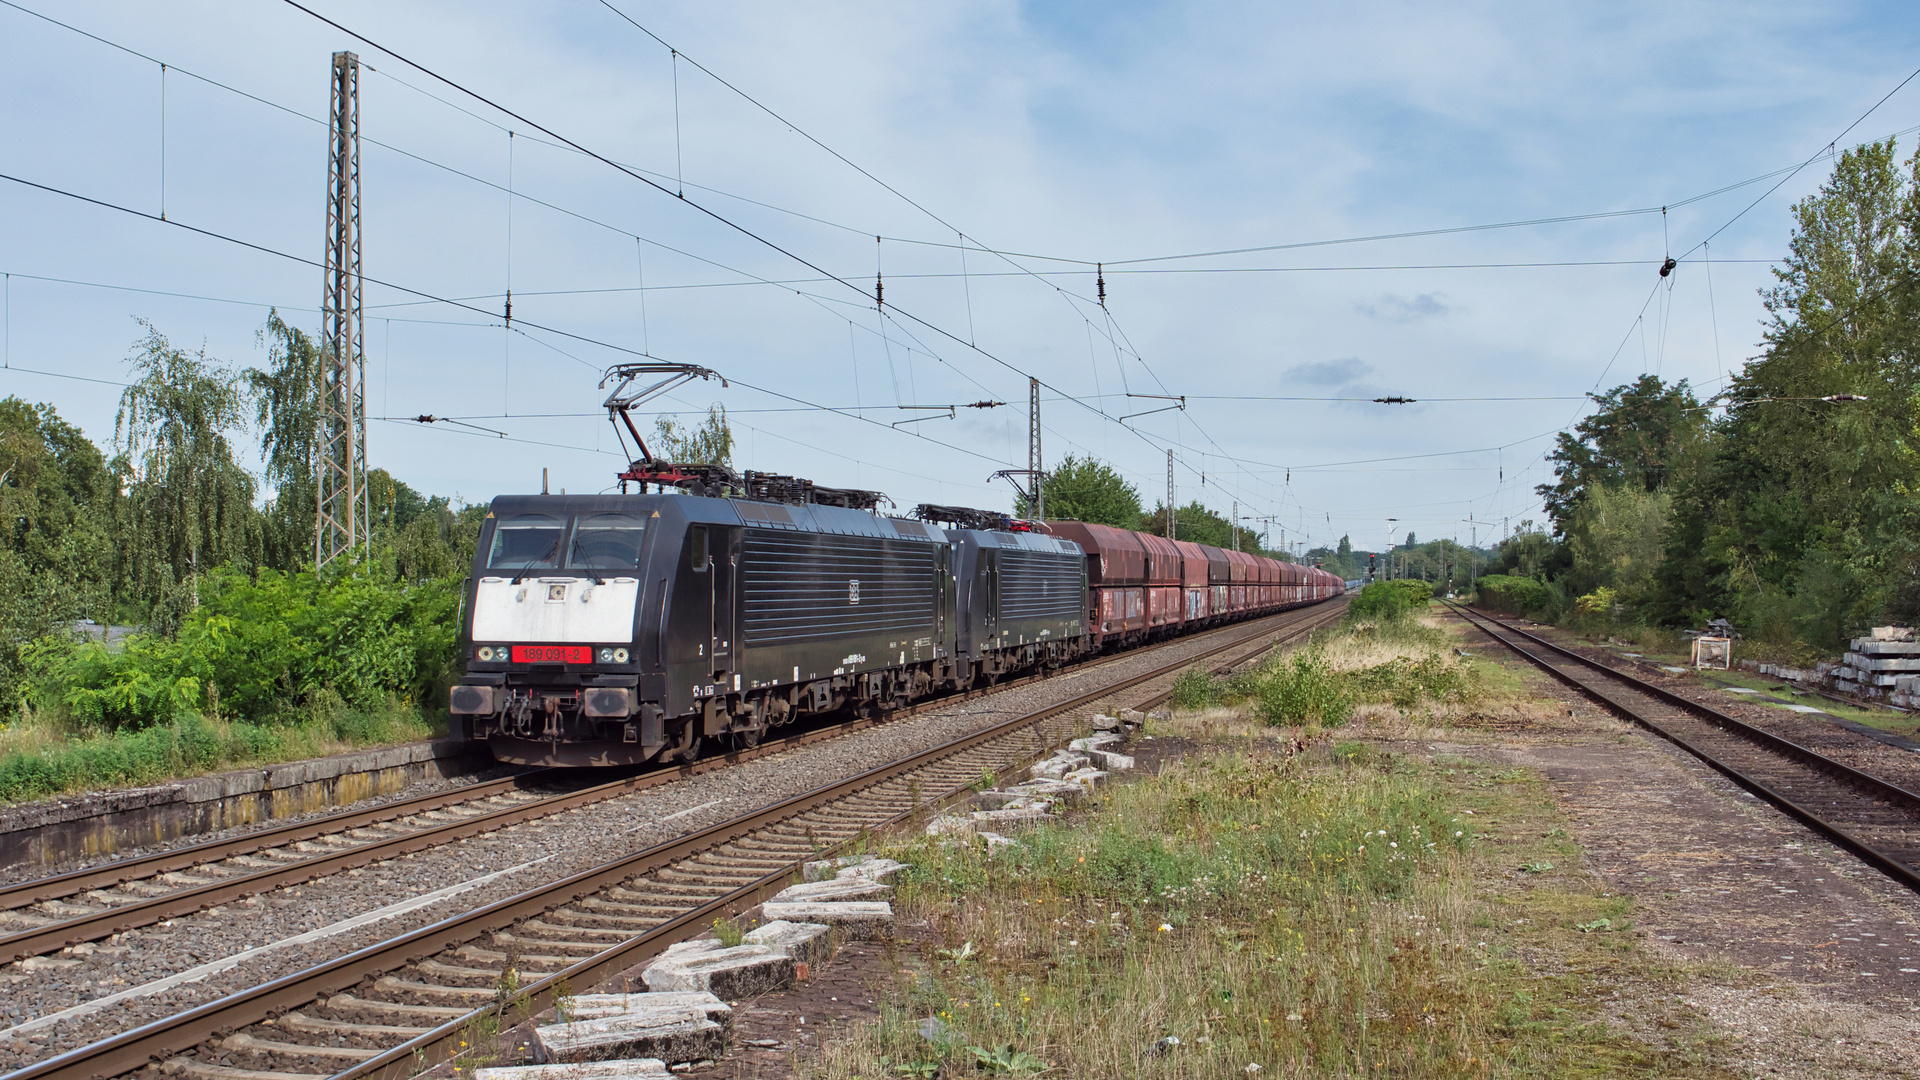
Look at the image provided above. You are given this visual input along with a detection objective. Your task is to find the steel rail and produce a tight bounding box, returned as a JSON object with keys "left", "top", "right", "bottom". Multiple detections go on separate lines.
{"left": 2, "top": 600, "right": 1345, "bottom": 1080}
{"left": 0, "top": 607, "right": 1299, "bottom": 962}
{"left": 1446, "top": 602, "right": 1920, "bottom": 895}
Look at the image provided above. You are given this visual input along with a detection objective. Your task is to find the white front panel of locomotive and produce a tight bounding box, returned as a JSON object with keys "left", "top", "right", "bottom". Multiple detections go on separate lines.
{"left": 471, "top": 577, "right": 640, "bottom": 642}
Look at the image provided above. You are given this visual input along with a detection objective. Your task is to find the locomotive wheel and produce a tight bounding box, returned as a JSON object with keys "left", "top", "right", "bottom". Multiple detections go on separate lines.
{"left": 733, "top": 726, "right": 765, "bottom": 751}
{"left": 675, "top": 734, "right": 703, "bottom": 764}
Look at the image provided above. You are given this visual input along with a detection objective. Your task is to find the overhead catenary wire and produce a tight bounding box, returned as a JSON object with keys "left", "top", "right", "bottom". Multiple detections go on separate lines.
{"left": 0, "top": 171, "right": 1025, "bottom": 473}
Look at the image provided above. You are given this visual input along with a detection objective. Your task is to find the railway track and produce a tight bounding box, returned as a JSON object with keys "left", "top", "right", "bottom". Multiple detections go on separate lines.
{"left": 0, "top": 607, "right": 1326, "bottom": 969}
{"left": 1446, "top": 602, "right": 1920, "bottom": 896}
{"left": 2, "top": 600, "right": 1344, "bottom": 1080}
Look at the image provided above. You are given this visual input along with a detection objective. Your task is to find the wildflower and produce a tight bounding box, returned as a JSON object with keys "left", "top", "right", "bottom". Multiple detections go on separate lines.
{"left": 1389, "top": 842, "right": 1398, "bottom": 848}
{"left": 1454, "top": 831, "right": 1464, "bottom": 837}
{"left": 1159, "top": 923, "right": 1173, "bottom": 931}
{"left": 1247, "top": 1065, "right": 1263, "bottom": 1074}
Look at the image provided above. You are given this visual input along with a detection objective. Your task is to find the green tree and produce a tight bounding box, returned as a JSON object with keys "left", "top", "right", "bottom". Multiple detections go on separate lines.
{"left": 114, "top": 325, "right": 260, "bottom": 630}
{"left": 653, "top": 404, "right": 734, "bottom": 466}
{"left": 1540, "top": 374, "right": 1705, "bottom": 535}
{"left": 1024, "top": 454, "right": 1141, "bottom": 527}
{"left": 1654, "top": 139, "right": 1920, "bottom": 642}
{"left": 250, "top": 311, "right": 323, "bottom": 572}
{"left": 1140, "top": 500, "right": 1261, "bottom": 552}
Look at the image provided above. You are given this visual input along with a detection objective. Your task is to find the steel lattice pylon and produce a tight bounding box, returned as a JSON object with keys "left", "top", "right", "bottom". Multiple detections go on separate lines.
{"left": 1027, "top": 377, "right": 1042, "bottom": 521}
{"left": 317, "top": 50, "right": 368, "bottom": 569}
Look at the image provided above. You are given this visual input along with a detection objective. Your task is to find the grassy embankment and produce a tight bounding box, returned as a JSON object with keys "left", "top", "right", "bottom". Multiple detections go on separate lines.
{"left": 811, "top": 609, "right": 1734, "bottom": 1078}
{"left": 0, "top": 702, "right": 439, "bottom": 806}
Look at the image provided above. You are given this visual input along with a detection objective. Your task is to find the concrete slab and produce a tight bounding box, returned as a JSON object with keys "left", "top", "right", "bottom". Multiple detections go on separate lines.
{"left": 1031, "top": 752, "right": 1089, "bottom": 780}
{"left": 566, "top": 993, "right": 733, "bottom": 1029}
{"left": 742, "top": 920, "right": 834, "bottom": 971}
{"left": 977, "top": 831, "right": 1016, "bottom": 851}
{"left": 641, "top": 944, "right": 795, "bottom": 998}
{"left": 534, "top": 1011, "right": 724, "bottom": 1065}
{"left": 476, "top": 1059, "right": 671, "bottom": 1080}
{"left": 801, "top": 855, "right": 908, "bottom": 883}
{"left": 771, "top": 877, "right": 890, "bottom": 903}
{"left": 1003, "top": 781, "right": 1087, "bottom": 803}
{"left": 1090, "top": 713, "right": 1122, "bottom": 731}
{"left": 968, "top": 807, "right": 1054, "bottom": 830}
{"left": 925, "top": 814, "right": 975, "bottom": 836}
{"left": 1063, "top": 768, "right": 1110, "bottom": 789}
{"left": 758, "top": 900, "right": 893, "bottom": 940}
{"left": 1086, "top": 749, "right": 1135, "bottom": 771}
{"left": 1068, "top": 734, "right": 1122, "bottom": 753}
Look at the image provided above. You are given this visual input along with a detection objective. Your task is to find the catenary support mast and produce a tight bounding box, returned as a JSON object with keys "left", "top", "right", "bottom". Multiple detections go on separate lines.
{"left": 1027, "top": 377, "right": 1043, "bottom": 521}
{"left": 317, "top": 50, "right": 368, "bottom": 568}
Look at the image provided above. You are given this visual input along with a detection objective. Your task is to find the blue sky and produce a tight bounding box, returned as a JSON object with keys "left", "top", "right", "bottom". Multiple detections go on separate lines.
{"left": 2, "top": 1, "right": 1918, "bottom": 554}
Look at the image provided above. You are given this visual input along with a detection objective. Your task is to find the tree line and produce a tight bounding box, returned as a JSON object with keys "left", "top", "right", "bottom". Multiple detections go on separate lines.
{"left": 1480, "top": 139, "right": 1920, "bottom": 653}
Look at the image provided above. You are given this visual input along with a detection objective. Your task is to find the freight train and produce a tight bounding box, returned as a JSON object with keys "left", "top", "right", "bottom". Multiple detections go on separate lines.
{"left": 447, "top": 469, "right": 1343, "bottom": 767}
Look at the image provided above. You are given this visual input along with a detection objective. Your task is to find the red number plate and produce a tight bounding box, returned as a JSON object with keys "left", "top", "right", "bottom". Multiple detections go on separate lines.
{"left": 511, "top": 645, "right": 592, "bottom": 664}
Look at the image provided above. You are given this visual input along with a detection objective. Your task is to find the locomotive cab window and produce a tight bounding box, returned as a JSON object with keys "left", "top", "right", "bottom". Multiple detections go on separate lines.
{"left": 488, "top": 513, "right": 566, "bottom": 571}
{"left": 688, "top": 525, "right": 710, "bottom": 571}
{"left": 568, "top": 513, "right": 647, "bottom": 571}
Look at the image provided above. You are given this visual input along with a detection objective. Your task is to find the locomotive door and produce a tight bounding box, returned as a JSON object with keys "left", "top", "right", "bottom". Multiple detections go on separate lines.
{"left": 667, "top": 525, "right": 713, "bottom": 670}
{"left": 984, "top": 551, "right": 998, "bottom": 645}
{"left": 711, "top": 528, "right": 737, "bottom": 678}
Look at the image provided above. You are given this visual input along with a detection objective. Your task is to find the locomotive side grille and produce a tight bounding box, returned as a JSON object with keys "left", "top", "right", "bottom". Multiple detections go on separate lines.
{"left": 742, "top": 530, "right": 938, "bottom": 644}
{"left": 997, "top": 549, "right": 1083, "bottom": 620}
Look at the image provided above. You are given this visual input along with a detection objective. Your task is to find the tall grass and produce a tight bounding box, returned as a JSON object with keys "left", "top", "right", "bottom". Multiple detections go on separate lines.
{"left": 1171, "top": 612, "right": 1481, "bottom": 730}
{"left": 815, "top": 747, "right": 1704, "bottom": 1078}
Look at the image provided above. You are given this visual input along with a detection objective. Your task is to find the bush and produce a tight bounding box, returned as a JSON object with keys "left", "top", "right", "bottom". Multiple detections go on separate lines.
{"left": 1253, "top": 649, "right": 1352, "bottom": 727}
{"left": 1473, "top": 574, "right": 1551, "bottom": 617}
{"left": 26, "top": 565, "right": 459, "bottom": 731}
{"left": 1168, "top": 666, "right": 1222, "bottom": 711}
{"left": 1346, "top": 580, "right": 1434, "bottom": 621}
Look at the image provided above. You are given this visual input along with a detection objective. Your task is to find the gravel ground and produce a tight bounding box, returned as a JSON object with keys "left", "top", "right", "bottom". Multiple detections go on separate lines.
{"left": 0, "top": 608, "right": 1330, "bottom": 1067}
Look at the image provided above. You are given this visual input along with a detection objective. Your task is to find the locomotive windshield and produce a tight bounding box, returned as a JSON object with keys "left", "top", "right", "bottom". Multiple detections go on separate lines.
{"left": 568, "top": 513, "right": 647, "bottom": 570}
{"left": 486, "top": 512, "right": 647, "bottom": 573}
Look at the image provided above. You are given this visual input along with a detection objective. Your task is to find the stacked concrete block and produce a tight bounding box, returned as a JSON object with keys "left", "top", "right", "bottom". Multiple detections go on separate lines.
{"left": 477, "top": 1060, "right": 671, "bottom": 1080}
{"left": 532, "top": 993, "right": 730, "bottom": 1065}
{"left": 639, "top": 941, "right": 794, "bottom": 998}
{"left": 742, "top": 919, "right": 835, "bottom": 972}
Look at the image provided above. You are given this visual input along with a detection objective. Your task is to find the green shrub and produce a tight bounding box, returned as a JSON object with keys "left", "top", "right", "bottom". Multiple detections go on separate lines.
{"left": 1473, "top": 573, "right": 1552, "bottom": 617}
{"left": 1168, "top": 666, "right": 1222, "bottom": 711}
{"left": 25, "top": 564, "right": 459, "bottom": 731}
{"left": 1253, "top": 649, "right": 1352, "bottom": 727}
{"left": 1346, "top": 580, "right": 1434, "bottom": 621}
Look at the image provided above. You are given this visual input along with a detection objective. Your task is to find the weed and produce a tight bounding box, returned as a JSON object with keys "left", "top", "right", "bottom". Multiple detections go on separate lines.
{"left": 712, "top": 916, "right": 746, "bottom": 948}
{"left": 1169, "top": 666, "right": 1222, "bottom": 711}
{"left": 968, "top": 1043, "right": 1048, "bottom": 1075}
{"left": 1253, "top": 648, "right": 1352, "bottom": 727}
{"left": 1520, "top": 861, "right": 1554, "bottom": 874}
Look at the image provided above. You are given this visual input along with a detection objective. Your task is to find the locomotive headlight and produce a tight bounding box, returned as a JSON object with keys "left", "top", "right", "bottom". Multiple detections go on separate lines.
{"left": 476, "top": 646, "right": 496, "bottom": 661}
{"left": 614, "top": 648, "right": 629, "bottom": 663}
{"left": 597, "top": 647, "right": 614, "bottom": 663}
